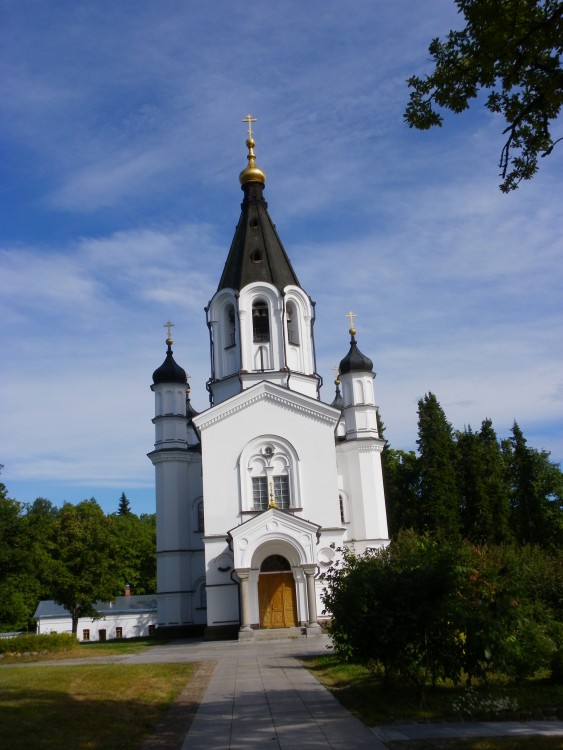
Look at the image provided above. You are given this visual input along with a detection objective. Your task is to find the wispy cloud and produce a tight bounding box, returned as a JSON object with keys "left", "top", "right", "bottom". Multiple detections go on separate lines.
{"left": 1, "top": 1, "right": 561, "bottom": 513}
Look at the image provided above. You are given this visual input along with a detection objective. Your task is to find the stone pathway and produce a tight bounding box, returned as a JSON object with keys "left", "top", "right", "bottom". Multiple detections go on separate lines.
{"left": 5, "top": 635, "right": 563, "bottom": 747}
{"left": 126, "top": 636, "right": 563, "bottom": 748}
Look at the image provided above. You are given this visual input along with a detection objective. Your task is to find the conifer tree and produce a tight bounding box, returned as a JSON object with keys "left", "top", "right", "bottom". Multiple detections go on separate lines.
{"left": 505, "top": 422, "right": 563, "bottom": 548}
{"left": 417, "top": 393, "right": 460, "bottom": 539}
{"left": 378, "top": 410, "right": 422, "bottom": 536}
{"left": 117, "top": 492, "right": 131, "bottom": 516}
{"left": 457, "top": 420, "right": 512, "bottom": 544}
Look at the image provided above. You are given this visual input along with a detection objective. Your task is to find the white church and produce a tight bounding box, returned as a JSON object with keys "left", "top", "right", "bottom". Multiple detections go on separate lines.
{"left": 149, "top": 118, "right": 389, "bottom": 639}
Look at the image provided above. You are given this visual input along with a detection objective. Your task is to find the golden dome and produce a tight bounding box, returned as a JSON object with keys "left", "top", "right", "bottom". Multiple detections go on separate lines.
{"left": 239, "top": 116, "right": 266, "bottom": 185}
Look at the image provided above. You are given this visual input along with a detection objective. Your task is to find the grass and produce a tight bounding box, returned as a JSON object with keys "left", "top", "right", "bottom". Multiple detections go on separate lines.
{"left": 0, "top": 662, "right": 195, "bottom": 750}
{"left": 305, "top": 654, "right": 563, "bottom": 726}
{"left": 0, "top": 637, "right": 162, "bottom": 663}
{"left": 386, "top": 740, "right": 563, "bottom": 749}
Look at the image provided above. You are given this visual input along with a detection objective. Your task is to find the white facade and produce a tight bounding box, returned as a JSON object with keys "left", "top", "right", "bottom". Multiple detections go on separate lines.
{"left": 34, "top": 596, "right": 157, "bottom": 641}
{"left": 149, "top": 135, "right": 389, "bottom": 638}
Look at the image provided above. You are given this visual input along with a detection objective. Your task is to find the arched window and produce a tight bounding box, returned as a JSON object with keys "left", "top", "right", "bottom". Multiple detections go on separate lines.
{"left": 286, "top": 301, "right": 299, "bottom": 346}
{"left": 224, "top": 304, "right": 236, "bottom": 348}
{"left": 195, "top": 579, "right": 207, "bottom": 609}
{"left": 249, "top": 445, "right": 291, "bottom": 510}
{"left": 241, "top": 437, "right": 301, "bottom": 512}
{"left": 260, "top": 555, "right": 291, "bottom": 572}
{"left": 339, "top": 492, "right": 349, "bottom": 524}
{"left": 193, "top": 498, "right": 204, "bottom": 532}
{"left": 252, "top": 300, "right": 270, "bottom": 342}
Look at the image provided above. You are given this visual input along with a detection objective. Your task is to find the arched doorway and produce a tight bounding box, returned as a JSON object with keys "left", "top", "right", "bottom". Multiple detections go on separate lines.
{"left": 258, "top": 555, "right": 297, "bottom": 628}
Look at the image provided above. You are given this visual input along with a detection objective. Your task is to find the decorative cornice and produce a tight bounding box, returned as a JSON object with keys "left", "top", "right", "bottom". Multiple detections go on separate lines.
{"left": 194, "top": 382, "right": 338, "bottom": 431}
{"left": 336, "top": 438, "right": 384, "bottom": 455}
{"left": 147, "top": 450, "right": 201, "bottom": 465}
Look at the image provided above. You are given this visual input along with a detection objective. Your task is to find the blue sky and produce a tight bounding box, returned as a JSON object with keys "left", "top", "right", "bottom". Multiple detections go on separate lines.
{"left": 1, "top": 1, "right": 561, "bottom": 516}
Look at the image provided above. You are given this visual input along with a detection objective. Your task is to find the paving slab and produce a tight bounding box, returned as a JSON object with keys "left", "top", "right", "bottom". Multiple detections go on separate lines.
{"left": 170, "top": 636, "right": 386, "bottom": 749}
{"left": 123, "top": 636, "right": 563, "bottom": 748}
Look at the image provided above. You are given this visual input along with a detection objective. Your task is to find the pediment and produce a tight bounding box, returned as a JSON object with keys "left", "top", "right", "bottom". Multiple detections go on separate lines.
{"left": 227, "top": 508, "right": 321, "bottom": 569}
{"left": 192, "top": 380, "right": 339, "bottom": 432}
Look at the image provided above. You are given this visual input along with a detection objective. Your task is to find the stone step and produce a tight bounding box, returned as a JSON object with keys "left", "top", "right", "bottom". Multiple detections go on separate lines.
{"left": 252, "top": 626, "right": 306, "bottom": 640}
{"left": 239, "top": 625, "right": 325, "bottom": 641}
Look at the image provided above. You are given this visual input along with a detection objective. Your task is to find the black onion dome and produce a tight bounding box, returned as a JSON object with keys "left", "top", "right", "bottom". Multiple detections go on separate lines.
{"left": 339, "top": 335, "right": 373, "bottom": 375}
{"left": 330, "top": 383, "right": 344, "bottom": 410}
{"left": 152, "top": 343, "right": 187, "bottom": 385}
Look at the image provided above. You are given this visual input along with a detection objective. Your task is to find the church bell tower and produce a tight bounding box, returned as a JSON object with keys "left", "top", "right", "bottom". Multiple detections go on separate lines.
{"left": 206, "top": 115, "right": 321, "bottom": 405}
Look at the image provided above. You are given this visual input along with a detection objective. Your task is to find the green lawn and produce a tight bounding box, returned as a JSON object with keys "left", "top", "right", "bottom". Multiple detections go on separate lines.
{"left": 305, "top": 654, "right": 563, "bottom": 726}
{"left": 0, "top": 637, "right": 162, "bottom": 663}
{"left": 0, "top": 662, "right": 195, "bottom": 750}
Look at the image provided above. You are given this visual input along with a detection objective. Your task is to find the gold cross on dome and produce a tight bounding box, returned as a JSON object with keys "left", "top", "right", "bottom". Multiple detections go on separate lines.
{"left": 164, "top": 320, "right": 175, "bottom": 338}
{"left": 242, "top": 114, "right": 257, "bottom": 138}
{"left": 332, "top": 364, "right": 340, "bottom": 382}
{"left": 346, "top": 311, "right": 357, "bottom": 331}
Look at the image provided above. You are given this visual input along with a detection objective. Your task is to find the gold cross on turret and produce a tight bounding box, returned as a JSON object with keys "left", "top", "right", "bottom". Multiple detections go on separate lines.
{"left": 242, "top": 114, "right": 257, "bottom": 138}
{"left": 164, "top": 320, "right": 175, "bottom": 341}
{"left": 332, "top": 364, "right": 340, "bottom": 384}
{"left": 346, "top": 311, "right": 357, "bottom": 335}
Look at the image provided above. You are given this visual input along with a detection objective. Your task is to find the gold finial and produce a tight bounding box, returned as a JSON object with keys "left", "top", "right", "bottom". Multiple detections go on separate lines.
{"left": 346, "top": 311, "right": 357, "bottom": 337}
{"left": 239, "top": 114, "right": 266, "bottom": 185}
{"left": 268, "top": 482, "right": 278, "bottom": 509}
{"left": 332, "top": 364, "right": 341, "bottom": 385}
{"left": 164, "top": 320, "right": 175, "bottom": 344}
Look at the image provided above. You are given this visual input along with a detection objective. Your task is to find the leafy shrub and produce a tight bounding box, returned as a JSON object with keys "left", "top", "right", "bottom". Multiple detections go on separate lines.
{"left": 321, "top": 532, "right": 563, "bottom": 688}
{"left": 0, "top": 632, "right": 77, "bottom": 655}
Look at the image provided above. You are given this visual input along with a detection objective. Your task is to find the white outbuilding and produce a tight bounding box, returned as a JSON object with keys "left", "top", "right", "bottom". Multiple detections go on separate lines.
{"left": 34, "top": 595, "right": 158, "bottom": 641}
{"left": 149, "top": 121, "right": 389, "bottom": 639}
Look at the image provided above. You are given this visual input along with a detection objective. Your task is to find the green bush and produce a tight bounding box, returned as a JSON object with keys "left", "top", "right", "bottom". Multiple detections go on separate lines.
{"left": 321, "top": 532, "right": 563, "bottom": 687}
{"left": 0, "top": 632, "right": 77, "bottom": 655}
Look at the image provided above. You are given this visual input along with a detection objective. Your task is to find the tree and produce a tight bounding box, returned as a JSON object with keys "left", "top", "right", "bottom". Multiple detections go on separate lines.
{"left": 112, "top": 512, "right": 156, "bottom": 594}
{"left": 457, "top": 420, "right": 513, "bottom": 544}
{"left": 417, "top": 393, "right": 460, "bottom": 538}
{"left": 117, "top": 492, "right": 131, "bottom": 515}
{"left": 378, "top": 411, "right": 421, "bottom": 536}
{"left": 505, "top": 422, "right": 563, "bottom": 547}
{"left": 46, "top": 500, "right": 123, "bottom": 634}
{"left": 382, "top": 448, "right": 422, "bottom": 536}
{"left": 405, "top": 0, "right": 563, "bottom": 191}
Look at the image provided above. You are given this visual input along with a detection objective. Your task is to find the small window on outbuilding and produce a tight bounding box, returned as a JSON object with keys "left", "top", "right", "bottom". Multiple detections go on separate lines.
{"left": 115, "top": 627, "right": 123, "bottom": 639}
{"left": 82, "top": 629, "right": 90, "bottom": 641}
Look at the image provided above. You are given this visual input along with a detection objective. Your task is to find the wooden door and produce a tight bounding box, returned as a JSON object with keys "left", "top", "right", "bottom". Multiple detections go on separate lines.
{"left": 258, "top": 572, "right": 297, "bottom": 628}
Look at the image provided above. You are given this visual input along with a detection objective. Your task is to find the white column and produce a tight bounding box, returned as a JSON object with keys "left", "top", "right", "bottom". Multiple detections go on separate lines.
{"left": 237, "top": 568, "right": 252, "bottom": 632}
{"left": 302, "top": 564, "right": 320, "bottom": 629}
